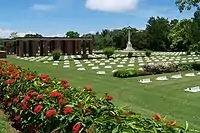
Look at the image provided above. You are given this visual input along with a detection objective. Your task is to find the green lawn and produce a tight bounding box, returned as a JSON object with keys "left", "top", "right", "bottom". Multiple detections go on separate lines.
{"left": 0, "top": 110, "right": 17, "bottom": 133}
{"left": 6, "top": 55, "right": 200, "bottom": 130}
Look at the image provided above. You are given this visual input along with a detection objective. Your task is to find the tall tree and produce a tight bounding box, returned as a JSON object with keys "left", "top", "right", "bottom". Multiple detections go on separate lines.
{"left": 175, "top": 0, "right": 200, "bottom": 12}
{"left": 65, "top": 31, "right": 80, "bottom": 38}
{"left": 168, "top": 19, "right": 194, "bottom": 51}
{"left": 146, "top": 16, "right": 170, "bottom": 51}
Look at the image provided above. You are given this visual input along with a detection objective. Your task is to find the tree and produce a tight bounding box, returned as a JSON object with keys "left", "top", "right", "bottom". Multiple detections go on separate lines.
{"left": 175, "top": 0, "right": 200, "bottom": 12}
{"left": 168, "top": 19, "right": 195, "bottom": 51}
{"left": 9, "top": 32, "right": 18, "bottom": 39}
{"left": 24, "top": 33, "right": 43, "bottom": 38}
{"left": 65, "top": 31, "right": 80, "bottom": 38}
{"left": 146, "top": 16, "right": 170, "bottom": 51}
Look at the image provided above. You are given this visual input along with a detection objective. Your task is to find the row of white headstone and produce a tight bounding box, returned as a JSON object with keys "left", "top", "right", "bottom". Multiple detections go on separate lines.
{"left": 139, "top": 72, "right": 200, "bottom": 84}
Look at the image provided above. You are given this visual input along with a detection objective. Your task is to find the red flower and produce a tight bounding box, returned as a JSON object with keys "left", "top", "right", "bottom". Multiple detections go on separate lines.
{"left": 60, "top": 79, "right": 68, "bottom": 84}
{"left": 27, "top": 90, "right": 34, "bottom": 95}
{"left": 39, "top": 74, "right": 50, "bottom": 83}
{"left": 105, "top": 94, "right": 113, "bottom": 100}
{"left": 34, "top": 105, "right": 43, "bottom": 113}
{"left": 15, "top": 75, "right": 20, "bottom": 80}
{"left": 63, "top": 106, "right": 73, "bottom": 115}
{"left": 46, "top": 110, "right": 56, "bottom": 117}
{"left": 25, "top": 74, "right": 35, "bottom": 80}
{"left": 21, "top": 101, "right": 29, "bottom": 110}
{"left": 63, "top": 83, "right": 70, "bottom": 89}
{"left": 152, "top": 114, "right": 161, "bottom": 121}
{"left": 6, "top": 79, "right": 15, "bottom": 85}
{"left": 13, "top": 97, "right": 19, "bottom": 103}
{"left": 24, "top": 96, "right": 31, "bottom": 101}
{"left": 50, "top": 91, "right": 63, "bottom": 98}
{"left": 84, "top": 85, "right": 92, "bottom": 91}
{"left": 72, "top": 122, "right": 82, "bottom": 133}
{"left": 58, "top": 98, "right": 67, "bottom": 105}
{"left": 7, "top": 102, "right": 12, "bottom": 107}
{"left": 14, "top": 115, "right": 21, "bottom": 121}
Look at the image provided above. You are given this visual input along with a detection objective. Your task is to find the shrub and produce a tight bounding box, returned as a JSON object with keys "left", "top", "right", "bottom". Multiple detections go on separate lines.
{"left": 186, "top": 51, "right": 191, "bottom": 55}
{"left": 103, "top": 47, "right": 114, "bottom": 58}
{"left": 113, "top": 69, "right": 152, "bottom": 78}
{"left": 52, "top": 50, "right": 61, "bottom": 61}
{"left": 145, "top": 50, "right": 151, "bottom": 57}
{"left": 0, "top": 60, "right": 189, "bottom": 132}
{"left": 177, "top": 63, "right": 193, "bottom": 71}
{"left": 113, "top": 69, "right": 137, "bottom": 78}
{"left": 143, "top": 62, "right": 178, "bottom": 74}
{"left": 128, "top": 52, "right": 133, "bottom": 58}
{"left": 192, "top": 62, "right": 200, "bottom": 71}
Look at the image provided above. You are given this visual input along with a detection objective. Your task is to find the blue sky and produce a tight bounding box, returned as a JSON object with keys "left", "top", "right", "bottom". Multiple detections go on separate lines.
{"left": 0, "top": 0, "right": 196, "bottom": 37}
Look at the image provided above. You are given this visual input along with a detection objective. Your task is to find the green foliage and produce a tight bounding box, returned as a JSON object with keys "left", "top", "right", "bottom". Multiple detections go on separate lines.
{"left": 175, "top": 0, "right": 200, "bottom": 12}
{"left": 0, "top": 61, "right": 189, "bottom": 132}
{"left": 145, "top": 50, "right": 151, "bottom": 57}
{"left": 146, "top": 16, "right": 170, "bottom": 51}
{"left": 52, "top": 50, "right": 61, "bottom": 61}
{"left": 113, "top": 69, "right": 151, "bottom": 78}
{"left": 191, "top": 62, "right": 200, "bottom": 70}
{"left": 103, "top": 47, "right": 114, "bottom": 58}
{"left": 169, "top": 19, "right": 195, "bottom": 51}
{"left": 24, "top": 33, "right": 43, "bottom": 38}
{"left": 186, "top": 51, "right": 191, "bottom": 55}
{"left": 65, "top": 31, "right": 80, "bottom": 38}
{"left": 128, "top": 52, "right": 133, "bottom": 58}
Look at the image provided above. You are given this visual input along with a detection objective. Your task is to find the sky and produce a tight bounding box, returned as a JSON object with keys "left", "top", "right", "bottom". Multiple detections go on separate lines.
{"left": 0, "top": 0, "right": 196, "bottom": 38}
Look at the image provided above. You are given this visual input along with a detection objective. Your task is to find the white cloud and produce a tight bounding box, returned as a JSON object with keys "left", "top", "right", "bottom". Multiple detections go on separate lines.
{"left": 0, "top": 28, "right": 14, "bottom": 38}
{"left": 30, "top": 4, "right": 56, "bottom": 11}
{"left": 0, "top": 28, "right": 65, "bottom": 38}
{"left": 85, "top": 0, "right": 139, "bottom": 12}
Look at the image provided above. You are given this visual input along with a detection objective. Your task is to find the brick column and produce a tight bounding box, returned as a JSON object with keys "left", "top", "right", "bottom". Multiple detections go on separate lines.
{"left": 43, "top": 40, "right": 49, "bottom": 56}
{"left": 24, "top": 41, "right": 29, "bottom": 56}
{"left": 64, "top": 40, "right": 68, "bottom": 55}
{"left": 19, "top": 40, "right": 24, "bottom": 57}
{"left": 62, "top": 41, "right": 66, "bottom": 55}
{"left": 83, "top": 40, "right": 87, "bottom": 55}
{"left": 31, "top": 40, "right": 37, "bottom": 56}
{"left": 77, "top": 40, "right": 81, "bottom": 55}
{"left": 3, "top": 42, "right": 9, "bottom": 53}
{"left": 55, "top": 40, "right": 62, "bottom": 51}
{"left": 13, "top": 41, "right": 16, "bottom": 54}
{"left": 39, "top": 41, "right": 43, "bottom": 56}
{"left": 88, "top": 40, "right": 93, "bottom": 54}
{"left": 67, "top": 40, "right": 73, "bottom": 55}
{"left": 16, "top": 41, "right": 19, "bottom": 56}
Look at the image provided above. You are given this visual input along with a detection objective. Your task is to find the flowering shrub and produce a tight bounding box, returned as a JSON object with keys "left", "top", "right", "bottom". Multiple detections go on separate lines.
{"left": 0, "top": 60, "right": 190, "bottom": 133}
{"left": 143, "top": 62, "right": 178, "bottom": 74}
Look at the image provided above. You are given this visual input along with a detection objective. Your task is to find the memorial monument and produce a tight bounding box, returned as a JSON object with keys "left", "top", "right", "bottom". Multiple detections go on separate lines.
{"left": 124, "top": 26, "right": 135, "bottom": 51}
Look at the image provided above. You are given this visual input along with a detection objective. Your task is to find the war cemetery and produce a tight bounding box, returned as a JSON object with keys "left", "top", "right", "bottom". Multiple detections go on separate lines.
{"left": 0, "top": 0, "right": 200, "bottom": 133}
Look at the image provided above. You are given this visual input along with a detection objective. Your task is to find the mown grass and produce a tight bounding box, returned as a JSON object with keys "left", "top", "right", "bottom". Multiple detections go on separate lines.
{"left": 4, "top": 55, "right": 200, "bottom": 130}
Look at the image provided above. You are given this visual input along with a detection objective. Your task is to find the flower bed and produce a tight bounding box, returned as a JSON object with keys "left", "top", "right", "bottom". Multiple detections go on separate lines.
{"left": 0, "top": 60, "right": 189, "bottom": 133}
